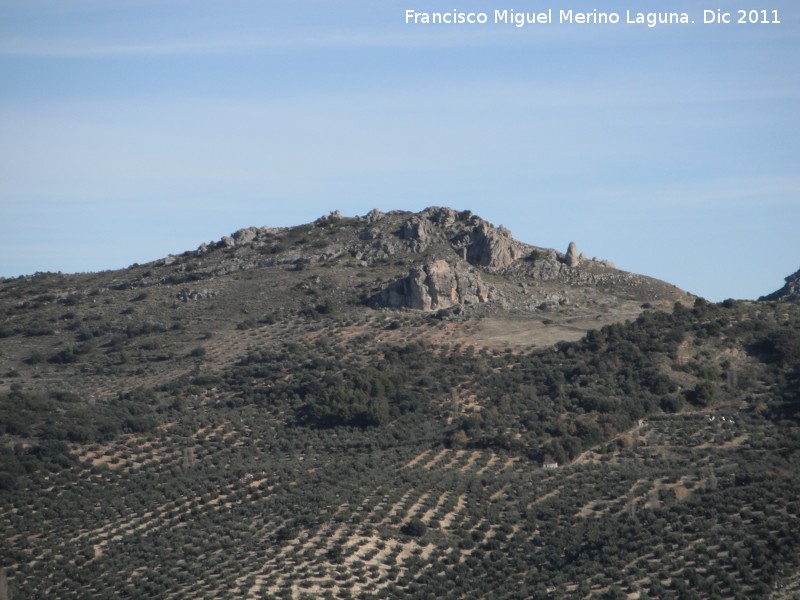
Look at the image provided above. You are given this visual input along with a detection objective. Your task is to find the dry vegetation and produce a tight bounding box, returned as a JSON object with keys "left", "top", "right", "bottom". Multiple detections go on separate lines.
{"left": 1, "top": 209, "right": 798, "bottom": 598}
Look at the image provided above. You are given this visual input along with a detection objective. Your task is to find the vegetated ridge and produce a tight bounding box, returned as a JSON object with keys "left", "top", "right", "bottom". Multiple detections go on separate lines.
{"left": 761, "top": 266, "right": 800, "bottom": 302}
{"left": 0, "top": 207, "right": 798, "bottom": 599}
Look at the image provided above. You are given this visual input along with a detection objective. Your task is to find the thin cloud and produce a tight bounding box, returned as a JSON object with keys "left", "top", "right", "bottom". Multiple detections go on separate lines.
{"left": 0, "top": 27, "right": 564, "bottom": 58}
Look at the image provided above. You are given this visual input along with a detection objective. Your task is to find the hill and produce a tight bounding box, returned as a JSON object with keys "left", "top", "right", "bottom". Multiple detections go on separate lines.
{"left": 1, "top": 208, "right": 799, "bottom": 598}
{"left": 761, "top": 267, "right": 800, "bottom": 302}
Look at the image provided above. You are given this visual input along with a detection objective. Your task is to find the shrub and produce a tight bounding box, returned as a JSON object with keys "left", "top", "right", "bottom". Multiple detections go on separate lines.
{"left": 401, "top": 518, "right": 427, "bottom": 537}
{"left": 24, "top": 352, "right": 47, "bottom": 365}
{"left": 48, "top": 347, "right": 80, "bottom": 364}
{"left": 693, "top": 381, "right": 715, "bottom": 406}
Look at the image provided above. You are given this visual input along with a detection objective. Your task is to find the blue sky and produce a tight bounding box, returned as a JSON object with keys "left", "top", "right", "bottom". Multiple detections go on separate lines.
{"left": 1, "top": 0, "right": 798, "bottom": 301}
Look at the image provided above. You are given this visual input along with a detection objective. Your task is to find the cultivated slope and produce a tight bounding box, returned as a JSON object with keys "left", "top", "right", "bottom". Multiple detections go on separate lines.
{"left": 1, "top": 208, "right": 798, "bottom": 599}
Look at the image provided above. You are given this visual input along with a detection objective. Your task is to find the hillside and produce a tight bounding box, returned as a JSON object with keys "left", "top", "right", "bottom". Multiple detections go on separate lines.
{"left": 1, "top": 208, "right": 799, "bottom": 599}
{"left": 761, "top": 267, "right": 800, "bottom": 302}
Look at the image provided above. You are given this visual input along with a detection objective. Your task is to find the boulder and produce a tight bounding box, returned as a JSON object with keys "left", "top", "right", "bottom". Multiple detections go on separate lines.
{"left": 370, "top": 260, "right": 492, "bottom": 310}
{"left": 315, "top": 210, "right": 342, "bottom": 227}
{"left": 453, "top": 222, "right": 526, "bottom": 270}
{"left": 565, "top": 242, "right": 581, "bottom": 267}
{"left": 397, "top": 217, "right": 434, "bottom": 253}
{"left": 364, "top": 208, "right": 384, "bottom": 224}
{"left": 177, "top": 288, "right": 216, "bottom": 302}
{"left": 232, "top": 227, "right": 259, "bottom": 245}
{"left": 422, "top": 206, "right": 460, "bottom": 229}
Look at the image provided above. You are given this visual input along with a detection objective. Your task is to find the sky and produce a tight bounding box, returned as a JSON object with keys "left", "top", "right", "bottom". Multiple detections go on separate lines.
{"left": 1, "top": 0, "right": 798, "bottom": 301}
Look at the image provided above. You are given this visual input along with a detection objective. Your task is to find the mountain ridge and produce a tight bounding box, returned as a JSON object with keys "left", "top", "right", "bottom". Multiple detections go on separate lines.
{"left": 3, "top": 206, "right": 682, "bottom": 301}
{"left": 0, "top": 206, "right": 692, "bottom": 398}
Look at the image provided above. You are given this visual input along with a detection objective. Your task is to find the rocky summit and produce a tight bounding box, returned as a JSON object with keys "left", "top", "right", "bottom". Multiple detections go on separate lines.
{"left": 761, "top": 266, "right": 800, "bottom": 302}
{"left": 144, "top": 205, "right": 689, "bottom": 319}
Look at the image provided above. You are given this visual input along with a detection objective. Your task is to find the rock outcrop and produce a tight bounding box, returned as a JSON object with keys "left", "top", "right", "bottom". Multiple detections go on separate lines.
{"left": 346, "top": 207, "right": 531, "bottom": 270}
{"left": 315, "top": 210, "right": 342, "bottom": 227}
{"left": 761, "top": 267, "right": 800, "bottom": 302}
{"left": 564, "top": 242, "right": 581, "bottom": 267}
{"left": 452, "top": 222, "right": 527, "bottom": 270}
{"left": 414, "top": 207, "right": 529, "bottom": 270}
{"left": 370, "top": 260, "right": 493, "bottom": 310}
{"left": 397, "top": 216, "right": 435, "bottom": 254}
{"left": 364, "top": 208, "right": 384, "bottom": 224}
{"left": 210, "top": 225, "right": 279, "bottom": 250}
{"left": 177, "top": 288, "right": 216, "bottom": 302}
{"left": 167, "top": 207, "right": 636, "bottom": 302}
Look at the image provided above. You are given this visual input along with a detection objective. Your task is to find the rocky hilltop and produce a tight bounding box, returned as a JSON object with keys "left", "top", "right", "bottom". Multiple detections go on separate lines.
{"left": 131, "top": 206, "right": 687, "bottom": 315}
{"left": 761, "top": 267, "right": 800, "bottom": 302}
{"left": 0, "top": 204, "right": 694, "bottom": 441}
{"left": 0, "top": 206, "right": 691, "bottom": 393}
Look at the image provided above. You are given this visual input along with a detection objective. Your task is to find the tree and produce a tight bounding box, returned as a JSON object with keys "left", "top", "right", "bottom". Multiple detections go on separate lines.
{"left": 401, "top": 518, "right": 427, "bottom": 537}
{"left": 0, "top": 567, "right": 8, "bottom": 600}
{"left": 693, "top": 381, "right": 715, "bottom": 406}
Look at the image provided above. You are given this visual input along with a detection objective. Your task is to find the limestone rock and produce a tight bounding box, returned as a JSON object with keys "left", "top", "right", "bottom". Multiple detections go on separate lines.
{"left": 422, "top": 206, "right": 461, "bottom": 229}
{"left": 315, "top": 210, "right": 342, "bottom": 227}
{"left": 350, "top": 206, "right": 530, "bottom": 271}
{"left": 370, "top": 260, "right": 493, "bottom": 310}
{"left": 539, "top": 293, "right": 567, "bottom": 308}
{"left": 397, "top": 216, "right": 434, "bottom": 253}
{"left": 358, "top": 228, "right": 378, "bottom": 241}
{"left": 565, "top": 242, "right": 581, "bottom": 267}
{"left": 232, "top": 227, "right": 259, "bottom": 245}
{"left": 364, "top": 208, "right": 384, "bottom": 224}
{"left": 177, "top": 288, "right": 216, "bottom": 302}
{"left": 451, "top": 222, "right": 526, "bottom": 270}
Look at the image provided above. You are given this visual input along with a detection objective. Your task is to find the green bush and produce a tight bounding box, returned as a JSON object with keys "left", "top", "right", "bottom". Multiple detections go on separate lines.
{"left": 401, "top": 518, "right": 427, "bottom": 537}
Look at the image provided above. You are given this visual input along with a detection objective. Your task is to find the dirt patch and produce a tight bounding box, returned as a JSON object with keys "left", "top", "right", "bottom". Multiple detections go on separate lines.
{"left": 674, "top": 485, "right": 691, "bottom": 500}
{"left": 577, "top": 500, "right": 604, "bottom": 518}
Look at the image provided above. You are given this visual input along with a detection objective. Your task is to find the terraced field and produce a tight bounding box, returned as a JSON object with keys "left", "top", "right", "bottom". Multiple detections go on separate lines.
{"left": 1, "top": 212, "right": 798, "bottom": 597}
{"left": 3, "top": 393, "right": 799, "bottom": 598}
